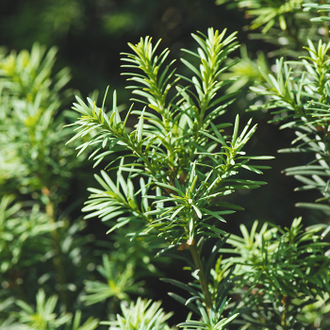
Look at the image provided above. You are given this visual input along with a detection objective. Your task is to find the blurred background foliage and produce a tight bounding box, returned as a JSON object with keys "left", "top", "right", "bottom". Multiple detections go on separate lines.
{"left": 0, "top": 0, "right": 247, "bottom": 97}
{"left": 1, "top": 0, "right": 330, "bottom": 328}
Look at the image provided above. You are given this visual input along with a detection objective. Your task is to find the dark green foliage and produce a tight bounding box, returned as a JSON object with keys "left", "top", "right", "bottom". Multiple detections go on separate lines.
{"left": 67, "top": 27, "right": 273, "bottom": 328}
{"left": 68, "top": 29, "right": 271, "bottom": 248}
{"left": 221, "top": 218, "right": 330, "bottom": 328}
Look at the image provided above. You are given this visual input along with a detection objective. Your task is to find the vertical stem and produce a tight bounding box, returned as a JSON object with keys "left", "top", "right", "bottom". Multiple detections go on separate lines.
{"left": 189, "top": 243, "right": 212, "bottom": 309}
{"left": 44, "top": 192, "right": 69, "bottom": 310}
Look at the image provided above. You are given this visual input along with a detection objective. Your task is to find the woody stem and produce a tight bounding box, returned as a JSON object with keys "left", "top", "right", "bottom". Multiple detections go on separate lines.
{"left": 189, "top": 243, "right": 213, "bottom": 309}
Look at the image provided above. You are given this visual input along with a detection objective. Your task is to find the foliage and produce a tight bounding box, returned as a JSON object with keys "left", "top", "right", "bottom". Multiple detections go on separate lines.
{"left": 0, "top": 42, "right": 76, "bottom": 194}
{"left": 2, "top": 0, "right": 330, "bottom": 329}
{"left": 248, "top": 34, "right": 330, "bottom": 220}
{"left": 0, "top": 41, "right": 102, "bottom": 328}
{"left": 81, "top": 254, "right": 144, "bottom": 306}
{"left": 220, "top": 218, "right": 330, "bottom": 328}
{"left": 217, "top": 0, "right": 304, "bottom": 33}
{"left": 101, "top": 297, "right": 173, "bottom": 330}
{"left": 67, "top": 26, "right": 274, "bottom": 328}
{"left": 216, "top": 0, "right": 326, "bottom": 57}
{"left": 0, "top": 38, "right": 165, "bottom": 330}
{"left": 68, "top": 28, "right": 272, "bottom": 248}
{"left": 12, "top": 289, "right": 99, "bottom": 330}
